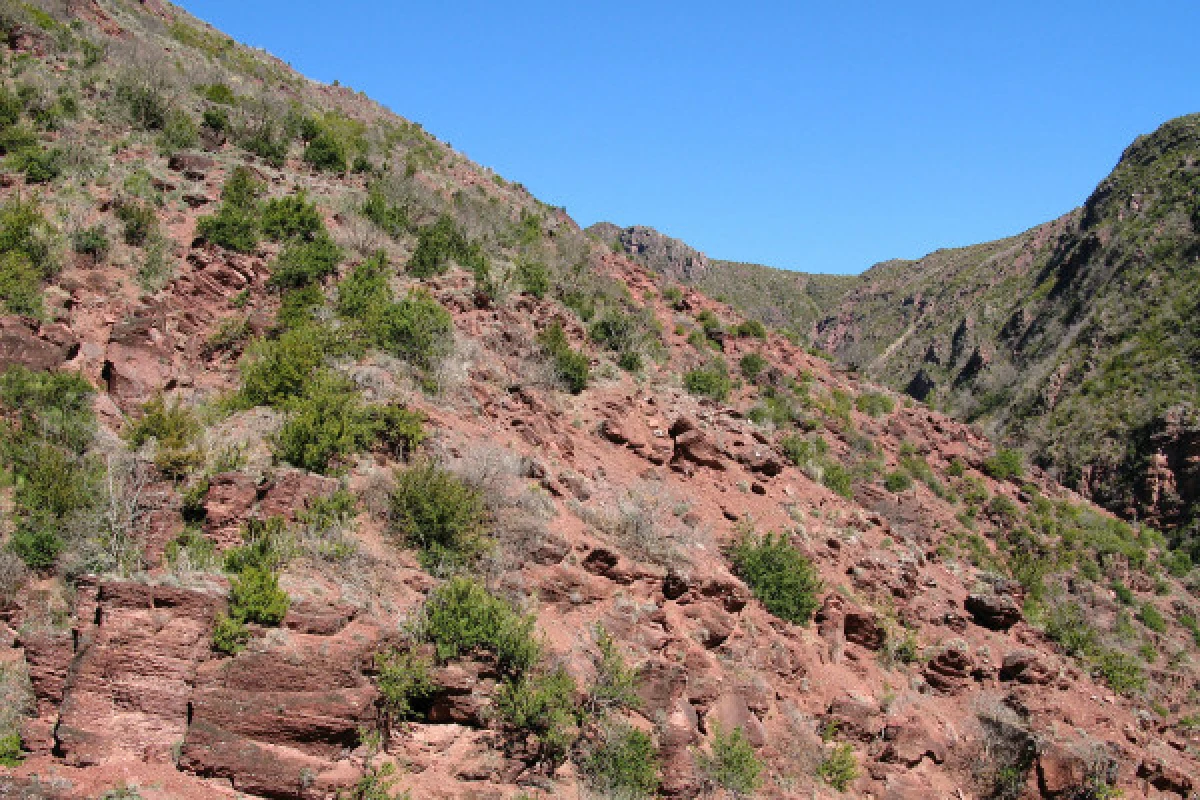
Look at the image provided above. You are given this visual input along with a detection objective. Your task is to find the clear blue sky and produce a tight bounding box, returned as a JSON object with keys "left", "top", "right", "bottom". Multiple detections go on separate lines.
{"left": 177, "top": 1, "right": 1199, "bottom": 275}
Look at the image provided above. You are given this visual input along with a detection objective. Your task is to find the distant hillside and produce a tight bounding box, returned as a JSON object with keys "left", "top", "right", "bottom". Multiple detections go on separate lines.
{"left": 586, "top": 222, "right": 856, "bottom": 336}
{"left": 817, "top": 114, "right": 1200, "bottom": 547}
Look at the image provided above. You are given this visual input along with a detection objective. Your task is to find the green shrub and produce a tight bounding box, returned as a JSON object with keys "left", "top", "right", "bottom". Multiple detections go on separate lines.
{"left": 1138, "top": 602, "right": 1166, "bottom": 633}
{"left": 884, "top": 470, "right": 913, "bottom": 492}
{"left": 236, "top": 325, "right": 331, "bottom": 407}
{"left": 267, "top": 234, "right": 342, "bottom": 289}
{"left": 739, "top": 352, "right": 768, "bottom": 382}
{"left": 375, "top": 648, "right": 435, "bottom": 721}
{"left": 538, "top": 322, "right": 589, "bottom": 393}
{"left": 336, "top": 251, "right": 392, "bottom": 321}
{"left": 389, "top": 461, "right": 489, "bottom": 570}
{"left": 211, "top": 613, "right": 249, "bottom": 655}
{"left": 817, "top": 743, "right": 860, "bottom": 792}
{"left": 361, "top": 183, "right": 410, "bottom": 238}
{"left": 1112, "top": 582, "right": 1134, "bottom": 605}
{"left": 202, "top": 106, "right": 229, "bottom": 133}
{"left": 587, "top": 626, "right": 640, "bottom": 713}
{"left": 200, "top": 83, "right": 236, "bottom": 105}
{"left": 822, "top": 462, "right": 853, "bottom": 498}
{"left": 303, "top": 132, "right": 347, "bottom": 172}
{"left": 1094, "top": 648, "right": 1145, "bottom": 695}
{"left": 698, "top": 724, "right": 763, "bottom": 797}
{"left": 228, "top": 566, "right": 290, "bottom": 625}
{"left": 8, "top": 145, "right": 63, "bottom": 183}
{"left": 125, "top": 393, "right": 203, "bottom": 478}
{"left": 495, "top": 666, "right": 579, "bottom": 765}
{"left": 580, "top": 722, "right": 660, "bottom": 798}
{"left": 223, "top": 516, "right": 290, "bottom": 574}
{"left": 369, "top": 404, "right": 427, "bottom": 459}
{"left": 855, "top": 391, "right": 895, "bottom": 418}
{"left": 157, "top": 109, "right": 198, "bottom": 154}
{"left": 0, "top": 197, "right": 54, "bottom": 275}
{"left": 115, "top": 200, "right": 156, "bottom": 246}
{"left": 0, "top": 732, "right": 22, "bottom": 767}
{"left": 272, "top": 373, "right": 377, "bottom": 474}
{"left": 684, "top": 361, "right": 732, "bottom": 402}
{"left": 373, "top": 289, "right": 454, "bottom": 372}
{"left": 734, "top": 319, "right": 767, "bottom": 339}
{"left": 196, "top": 167, "right": 262, "bottom": 253}
{"left": 71, "top": 225, "right": 110, "bottom": 260}
{"left": 515, "top": 258, "right": 550, "bottom": 299}
{"left": 261, "top": 193, "right": 324, "bottom": 242}
{"left": 0, "top": 251, "right": 42, "bottom": 315}
{"left": 730, "top": 531, "right": 822, "bottom": 625}
{"left": 418, "top": 576, "right": 541, "bottom": 675}
{"left": 114, "top": 75, "right": 170, "bottom": 130}
{"left": 408, "top": 214, "right": 484, "bottom": 278}
{"left": 662, "top": 286, "right": 685, "bottom": 310}
{"left": 984, "top": 448, "right": 1024, "bottom": 481}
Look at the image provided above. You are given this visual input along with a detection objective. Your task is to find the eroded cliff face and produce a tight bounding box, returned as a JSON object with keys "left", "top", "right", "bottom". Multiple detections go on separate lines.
{"left": 0, "top": 3, "right": 1197, "bottom": 800}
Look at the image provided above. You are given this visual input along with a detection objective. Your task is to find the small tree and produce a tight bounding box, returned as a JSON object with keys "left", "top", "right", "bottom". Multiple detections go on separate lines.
{"left": 730, "top": 531, "right": 822, "bottom": 625}
{"left": 698, "top": 724, "right": 763, "bottom": 797}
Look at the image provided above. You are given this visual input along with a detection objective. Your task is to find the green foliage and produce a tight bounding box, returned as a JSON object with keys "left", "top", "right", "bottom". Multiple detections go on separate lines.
{"left": 0, "top": 251, "right": 42, "bottom": 315}
{"left": 515, "top": 258, "right": 550, "bottom": 299}
{"left": 196, "top": 167, "right": 262, "bottom": 253}
{"left": 684, "top": 361, "right": 732, "bottom": 402}
{"left": 495, "top": 666, "right": 579, "bottom": 765}
{"left": 369, "top": 404, "right": 427, "bottom": 459}
{"left": 418, "top": 577, "right": 541, "bottom": 676}
{"left": 884, "top": 470, "right": 913, "bottom": 492}
{"left": 389, "top": 461, "right": 489, "bottom": 571}
{"left": 71, "top": 225, "right": 110, "bottom": 260}
{"left": 734, "top": 319, "right": 767, "bottom": 339}
{"left": 200, "top": 82, "right": 237, "bottom": 105}
{"left": 739, "top": 352, "right": 768, "bottom": 382}
{"left": 336, "top": 251, "right": 392, "bottom": 319}
{"left": 211, "top": 613, "right": 249, "bottom": 655}
{"left": 303, "top": 132, "right": 347, "bottom": 172}
{"left": 0, "top": 197, "right": 54, "bottom": 311}
{"left": 8, "top": 144, "right": 63, "bottom": 183}
{"left": 579, "top": 722, "right": 660, "bottom": 799}
{"left": 587, "top": 626, "right": 640, "bottom": 714}
{"left": 538, "top": 321, "right": 590, "bottom": 394}
{"left": 360, "top": 182, "right": 410, "bottom": 238}
{"left": 375, "top": 648, "right": 435, "bottom": 721}
{"left": 228, "top": 566, "right": 290, "bottom": 625}
{"left": 1112, "top": 582, "right": 1134, "bottom": 605}
{"left": 817, "top": 743, "right": 860, "bottom": 792}
{"left": 662, "top": 285, "right": 685, "bottom": 310}
{"left": 408, "top": 214, "right": 485, "bottom": 279}
{"left": 223, "top": 516, "right": 290, "bottom": 574}
{"left": 125, "top": 394, "right": 203, "bottom": 478}
{"left": 267, "top": 234, "right": 342, "bottom": 289}
{"left": 373, "top": 289, "right": 454, "bottom": 372}
{"left": 236, "top": 324, "right": 339, "bottom": 408}
{"left": 1138, "top": 602, "right": 1166, "bottom": 633}
{"left": 1, "top": 367, "right": 96, "bottom": 569}
{"left": 730, "top": 531, "right": 822, "bottom": 625}
{"left": 272, "top": 373, "right": 378, "bottom": 474}
{"left": 855, "top": 391, "right": 895, "bottom": 418}
{"left": 0, "top": 732, "right": 22, "bottom": 767}
{"left": 157, "top": 108, "right": 198, "bottom": 154}
{"left": 115, "top": 200, "right": 156, "bottom": 247}
{"left": 698, "top": 724, "right": 763, "bottom": 797}
{"left": 261, "top": 193, "right": 325, "bottom": 242}
{"left": 983, "top": 448, "right": 1024, "bottom": 481}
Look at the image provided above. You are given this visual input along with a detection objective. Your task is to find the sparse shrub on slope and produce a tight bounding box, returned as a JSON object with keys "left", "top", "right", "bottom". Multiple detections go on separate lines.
{"left": 196, "top": 166, "right": 263, "bottom": 253}
{"left": 730, "top": 530, "right": 822, "bottom": 625}
{"left": 389, "top": 461, "right": 490, "bottom": 571}
{"left": 698, "top": 723, "right": 763, "bottom": 797}
{"left": 538, "top": 321, "right": 590, "bottom": 394}
{"left": 684, "top": 360, "right": 732, "bottom": 402}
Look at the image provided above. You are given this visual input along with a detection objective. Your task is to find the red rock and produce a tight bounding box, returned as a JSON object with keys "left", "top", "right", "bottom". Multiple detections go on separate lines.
{"left": 204, "top": 472, "right": 260, "bottom": 546}
{"left": 706, "top": 692, "right": 766, "bottom": 747}
{"left": 965, "top": 592, "right": 1023, "bottom": 631}
{"left": 1036, "top": 741, "right": 1090, "bottom": 796}
{"left": 0, "top": 316, "right": 79, "bottom": 371}
{"left": 880, "top": 714, "right": 949, "bottom": 766}
{"left": 1000, "top": 650, "right": 1055, "bottom": 685}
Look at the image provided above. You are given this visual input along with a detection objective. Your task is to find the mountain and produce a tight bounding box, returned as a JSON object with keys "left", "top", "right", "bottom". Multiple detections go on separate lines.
{"left": 586, "top": 222, "right": 857, "bottom": 335}
{"left": 0, "top": 2, "right": 1197, "bottom": 800}
{"left": 816, "top": 115, "right": 1200, "bottom": 553}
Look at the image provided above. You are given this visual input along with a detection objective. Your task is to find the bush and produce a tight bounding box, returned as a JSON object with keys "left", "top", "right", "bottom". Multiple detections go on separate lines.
{"left": 822, "top": 462, "right": 853, "bottom": 498}
{"left": 261, "top": 193, "right": 324, "bottom": 242}
{"left": 115, "top": 200, "right": 157, "bottom": 246}
{"left": 418, "top": 577, "right": 541, "bottom": 675}
{"left": 228, "top": 566, "right": 290, "bottom": 625}
{"left": 8, "top": 145, "right": 63, "bottom": 183}
{"left": 817, "top": 743, "right": 860, "bottom": 792}
{"left": 983, "top": 448, "right": 1024, "bottom": 481}
{"left": 0, "top": 197, "right": 54, "bottom": 275}
{"left": 71, "top": 225, "right": 110, "bottom": 261}
{"left": 373, "top": 289, "right": 454, "bottom": 372}
{"left": 684, "top": 361, "right": 732, "bottom": 402}
{"left": 730, "top": 531, "right": 822, "bottom": 625}
{"left": 734, "top": 319, "right": 767, "bottom": 339}
{"left": 195, "top": 167, "right": 262, "bottom": 253}
{"left": 1138, "top": 602, "right": 1166, "bottom": 633}
{"left": 157, "top": 108, "right": 198, "bottom": 154}
{"left": 0, "top": 251, "right": 42, "bottom": 315}
{"left": 211, "top": 613, "right": 249, "bottom": 655}
{"left": 515, "top": 258, "right": 550, "bottom": 299}
{"left": 389, "top": 461, "right": 490, "bottom": 570}
{"left": 0, "top": 732, "right": 22, "bottom": 767}
{"left": 267, "top": 234, "right": 342, "bottom": 289}
{"left": 125, "top": 393, "right": 203, "bottom": 478}
{"left": 587, "top": 626, "right": 640, "bottom": 713}
{"left": 1094, "top": 648, "right": 1145, "bottom": 695}
{"left": 495, "top": 666, "right": 579, "bottom": 765}
{"left": 539, "top": 322, "right": 589, "bottom": 394}
{"left": 698, "top": 724, "right": 763, "bottom": 797}
{"left": 739, "top": 352, "right": 768, "bottom": 382}
{"left": 855, "top": 391, "right": 895, "bottom": 418}
{"left": 579, "top": 722, "right": 660, "bottom": 798}
{"left": 408, "top": 214, "right": 484, "bottom": 278}
{"left": 336, "top": 251, "right": 392, "bottom": 320}
{"left": 375, "top": 647, "right": 435, "bottom": 721}
{"left": 361, "top": 182, "right": 410, "bottom": 238}
{"left": 303, "top": 132, "right": 347, "bottom": 172}
{"left": 236, "top": 325, "right": 331, "bottom": 408}
{"left": 369, "top": 404, "right": 427, "bottom": 460}
{"left": 272, "top": 373, "right": 378, "bottom": 474}
{"left": 884, "top": 470, "right": 913, "bottom": 492}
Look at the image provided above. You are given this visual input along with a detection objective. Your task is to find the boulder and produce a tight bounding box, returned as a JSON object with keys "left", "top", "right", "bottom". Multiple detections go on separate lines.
{"left": 999, "top": 650, "right": 1055, "bottom": 685}
{"left": 965, "top": 592, "right": 1022, "bottom": 631}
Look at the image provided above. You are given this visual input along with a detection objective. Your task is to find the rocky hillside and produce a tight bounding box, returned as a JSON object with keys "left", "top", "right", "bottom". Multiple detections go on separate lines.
{"left": 586, "top": 222, "right": 856, "bottom": 336}
{"left": 816, "top": 115, "right": 1200, "bottom": 555}
{"left": 0, "top": 3, "right": 1197, "bottom": 800}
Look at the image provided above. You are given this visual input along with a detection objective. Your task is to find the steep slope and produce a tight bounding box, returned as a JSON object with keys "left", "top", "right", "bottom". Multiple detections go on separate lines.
{"left": 818, "top": 115, "right": 1200, "bottom": 550}
{"left": 0, "top": 3, "right": 1196, "bottom": 800}
{"left": 587, "top": 222, "right": 857, "bottom": 335}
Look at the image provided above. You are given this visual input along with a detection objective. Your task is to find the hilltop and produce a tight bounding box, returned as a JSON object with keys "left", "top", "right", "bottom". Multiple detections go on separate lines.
{"left": 0, "top": 3, "right": 1195, "bottom": 800}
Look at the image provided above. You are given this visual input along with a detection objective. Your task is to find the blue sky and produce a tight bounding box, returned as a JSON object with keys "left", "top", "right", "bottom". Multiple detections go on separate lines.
{"left": 177, "top": 1, "right": 1200, "bottom": 274}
